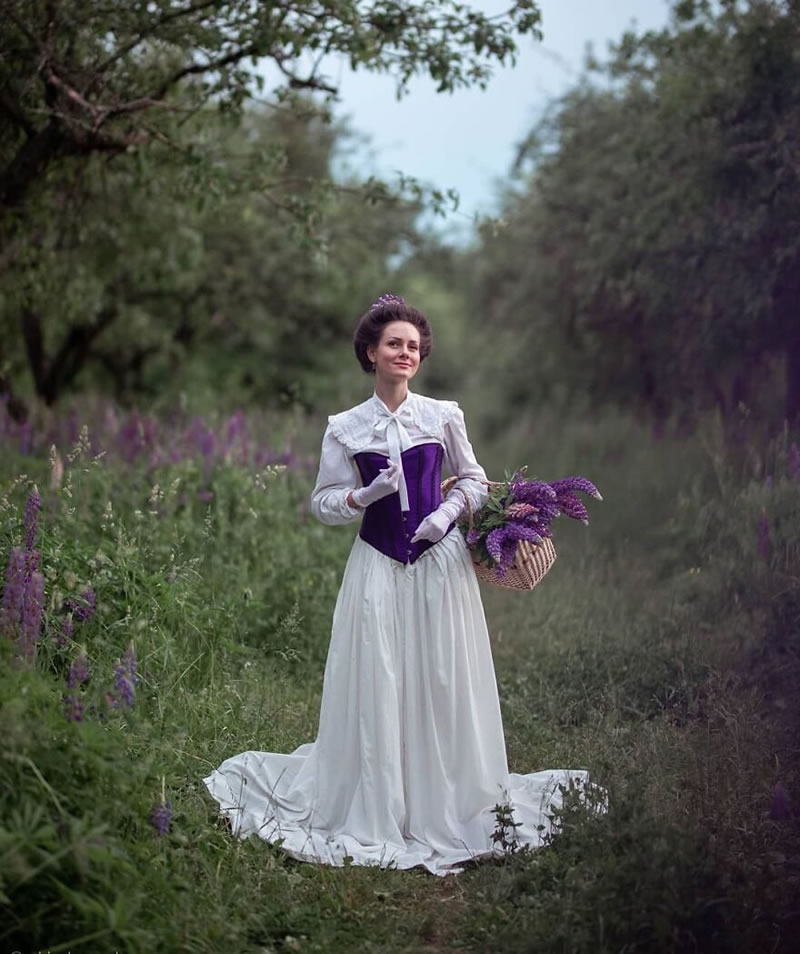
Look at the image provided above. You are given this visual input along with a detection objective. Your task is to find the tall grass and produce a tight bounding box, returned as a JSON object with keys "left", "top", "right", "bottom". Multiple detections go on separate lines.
{"left": 1, "top": 398, "right": 798, "bottom": 953}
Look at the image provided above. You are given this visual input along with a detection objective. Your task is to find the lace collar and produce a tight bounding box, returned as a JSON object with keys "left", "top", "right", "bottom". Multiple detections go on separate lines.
{"left": 327, "top": 389, "right": 458, "bottom": 454}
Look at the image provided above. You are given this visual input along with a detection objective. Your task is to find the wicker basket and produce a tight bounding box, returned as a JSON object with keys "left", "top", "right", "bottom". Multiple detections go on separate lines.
{"left": 442, "top": 476, "right": 557, "bottom": 591}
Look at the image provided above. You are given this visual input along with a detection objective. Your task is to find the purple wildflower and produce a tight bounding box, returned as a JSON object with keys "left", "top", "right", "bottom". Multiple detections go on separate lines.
{"left": 556, "top": 492, "right": 590, "bottom": 525}
{"left": 150, "top": 799, "right": 173, "bottom": 836}
{"left": 486, "top": 528, "right": 507, "bottom": 564}
{"left": 24, "top": 486, "right": 41, "bottom": 551}
{"left": 466, "top": 528, "right": 482, "bottom": 546}
{"left": 66, "top": 587, "right": 96, "bottom": 623}
{"left": 757, "top": 511, "right": 771, "bottom": 563}
{"left": 498, "top": 538, "right": 518, "bottom": 576}
{"left": 788, "top": 443, "right": 800, "bottom": 481}
{"left": 58, "top": 615, "right": 74, "bottom": 647}
{"left": 549, "top": 476, "right": 603, "bottom": 500}
{"left": 1, "top": 546, "right": 26, "bottom": 635}
{"left": 503, "top": 521, "right": 545, "bottom": 546}
{"left": 113, "top": 659, "right": 136, "bottom": 708}
{"left": 63, "top": 693, "right": 85, "bottom": 722}
{"left": 486, "top": 525, "right": 539, "bottom": 576}
{"left": 67, "top": 650, "right": 90, "bottom": 688}
{"left": 24, "top": 548, "right": 40, "bottom": 582}
{"left": 19, "top": 571, "right": 44, "bottom": 663}
{"left": 511, "top": 480, "right": 558, "bottom": 505}
{"left": 123, "top": 641, "right": 140, "bottom": 687}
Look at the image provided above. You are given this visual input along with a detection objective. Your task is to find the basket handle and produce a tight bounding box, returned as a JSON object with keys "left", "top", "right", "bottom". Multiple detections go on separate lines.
{"left": 441, "top": 475, "right": 498, "bottom": 533}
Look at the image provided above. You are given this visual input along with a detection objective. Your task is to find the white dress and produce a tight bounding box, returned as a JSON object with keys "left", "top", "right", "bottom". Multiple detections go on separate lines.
{"left": 203, "top": 390, "right": 594, "bottom": 876}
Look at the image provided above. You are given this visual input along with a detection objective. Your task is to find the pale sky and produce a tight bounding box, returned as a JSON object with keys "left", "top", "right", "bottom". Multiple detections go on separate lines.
{"left": 262, "top": 1, "right": 672, "bottom": 237}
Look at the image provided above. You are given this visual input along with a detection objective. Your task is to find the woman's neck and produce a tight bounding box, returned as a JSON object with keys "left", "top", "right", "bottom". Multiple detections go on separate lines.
{"left": 374, "top": 379, "right": 409, "bottom": 413}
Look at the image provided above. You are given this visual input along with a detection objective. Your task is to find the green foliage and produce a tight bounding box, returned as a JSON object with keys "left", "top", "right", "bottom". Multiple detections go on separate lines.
{"left": 469, "top": 0, "right": 800, "bottom": 434}
{"left": 0, "top": 400, "right": 798, "bottom": 952}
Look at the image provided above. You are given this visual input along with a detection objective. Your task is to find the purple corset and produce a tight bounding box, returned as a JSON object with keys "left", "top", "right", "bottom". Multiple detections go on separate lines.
{"left": 354, "top": 442, "right": 454, "bottom": 565}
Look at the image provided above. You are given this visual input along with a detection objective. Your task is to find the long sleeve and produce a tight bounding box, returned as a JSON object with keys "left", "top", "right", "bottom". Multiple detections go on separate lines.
{"left": 441, "top": 405, "right": 489, "bottom": 516}
{"left": 310, "top": 425, "right": 363, "bottom": 525}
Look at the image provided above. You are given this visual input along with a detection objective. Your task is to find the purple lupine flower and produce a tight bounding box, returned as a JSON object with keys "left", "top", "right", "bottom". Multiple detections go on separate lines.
{"left": 150, "top": 799, "right": 173, "bottom": 836}
{"left": 123, "top": 641, "right": 140, "bottom": 687}
{"left": 58, "top": 615, "right": 74, "bottom": 647}
{"left": 63, "top": 693, "right": 85, "bottom": 722}
{"left": 24, "top": 548, "right": 40, "bottom": 582}
{"left": 1, "top": 546, "right": 26, "bottom": 635}
{"left": 67, "top": 650, "right": 90, "bottom": 688}
{"left": 788, "top": 444, "right": 800, "bottom": 481}
{"left": 19, "top": 571, "right": 44, "bottom": 663}
{"left": 66, "top": 587, "right": 96, "bottom": 622}
{"left": 24, "top": 487, "right": 41, "bottom": 551}
{"left": 511, "top": 480, "right": 558, "bottom": 505}
{"left": 556, "top": 491, "right": 590, "bottom": 525}
{"left": 486, "top": 527, "right": 507, "bottom": 563}
{"left": 549, "top": 476, "right": 603, "bottom": 500}
{"left": 498, "top": 537, "right": 519, "bottom": 576}
{"left": 466, "top": 528, "right": 482, "bottom": 546}
{"left": 757, "top": 512, "right": 771, "bottom": 563}
{"left": 113, "top": 659, "right": 136, "bottom": 708}
{"left": 503, "top": 521, "right": 545, "bottom": 546}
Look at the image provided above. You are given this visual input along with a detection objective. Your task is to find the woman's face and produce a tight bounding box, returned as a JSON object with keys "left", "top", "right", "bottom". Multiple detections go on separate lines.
{"left": 367, "top": 321, "right": 421, "bottom": 383}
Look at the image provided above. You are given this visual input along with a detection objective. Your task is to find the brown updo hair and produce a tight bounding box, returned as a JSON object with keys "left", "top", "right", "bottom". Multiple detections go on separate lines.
{"left": 353, "top": 296, "right": 433, "bottom": 374}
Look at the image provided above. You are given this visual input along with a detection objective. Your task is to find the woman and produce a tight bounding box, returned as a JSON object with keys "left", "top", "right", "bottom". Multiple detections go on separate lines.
{"left": 203, "top": 294, "right": 593, "bottom": 876}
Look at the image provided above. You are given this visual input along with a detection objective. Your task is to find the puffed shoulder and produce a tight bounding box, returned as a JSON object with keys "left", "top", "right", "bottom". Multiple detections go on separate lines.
{"left": 326, "top": 392, "right": 461, "bottom": 454}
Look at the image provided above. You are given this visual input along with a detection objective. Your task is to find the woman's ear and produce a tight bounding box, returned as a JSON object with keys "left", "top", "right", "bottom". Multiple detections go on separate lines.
{"left": 367, "top": 345, "right": 376, "bottom": 364}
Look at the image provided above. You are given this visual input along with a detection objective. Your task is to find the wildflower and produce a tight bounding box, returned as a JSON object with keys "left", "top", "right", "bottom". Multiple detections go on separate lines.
{"left": 556, "top": 492, "right": 590, "bottom": 525}
{"left": 19, "top": 571, "right": 44, "bottom": 663}
{"left": 111, "top": 642, "right": 139, "bottom": 708}
{"left": 788, "top": 443, "right": 800, "bottom": 481}
{"left": 466, "top": 528, "right": 482, "bottom": 546}
{"left": 66, "top": 586, "right": 96, "bottom": 623}
{"left": 549, "top": 476, "right": 603, "bottom": 500}
{"left": 757, "top": 511, "right": 771, "bottom": 563}
{"left": 151, "top": 775, "right": 172, "bottom": 836}
{"left": 113, "top": 659, "right": 136, "bottom": 707}
{"left": 67, "top": 650, "right": 90, "bottom": 688}
{"left": 58, "top": 614, "right": 74, "bottom": 647}
{"left": 506, "top": 502, "right": 538, "bottom": 522}
{"left": 63, "top": 693, "right": 85, "bottom": 722}
{"left": 511, "top": 480, "right": 558, "bottom": 505}
{"left": 150, "top": 798, "right": 173, "bottom": 836}
{"left": 23, "top": 486, "right": 41, "bottom": 551}
{"left": 1, "top": 546, "right": 26, "bottom": 635}
{"left": 123, "top": 641, "right": 140, "bottom": 687}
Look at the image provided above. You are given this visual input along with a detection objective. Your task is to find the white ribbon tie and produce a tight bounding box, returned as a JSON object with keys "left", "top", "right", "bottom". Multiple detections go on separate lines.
{"left": 373, "top": 398, "right": 415, "bottom": 511}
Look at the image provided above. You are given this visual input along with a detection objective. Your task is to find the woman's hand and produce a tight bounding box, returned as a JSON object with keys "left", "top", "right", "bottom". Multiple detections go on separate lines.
{"left": 351, "top": 459, "right": 402, "bottom": 508}
{"left": 410, "top": 508, "right": 454, "bottom": 544}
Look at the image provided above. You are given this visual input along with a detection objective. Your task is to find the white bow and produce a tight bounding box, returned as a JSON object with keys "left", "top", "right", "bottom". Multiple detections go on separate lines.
{"left": 373, "top": 398, "right": 415, "bottom": 511}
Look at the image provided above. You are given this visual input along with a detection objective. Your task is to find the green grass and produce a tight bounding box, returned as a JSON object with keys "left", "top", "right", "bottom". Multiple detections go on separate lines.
{"left": 1, "top": 404, "right": 798, "bottom": 953}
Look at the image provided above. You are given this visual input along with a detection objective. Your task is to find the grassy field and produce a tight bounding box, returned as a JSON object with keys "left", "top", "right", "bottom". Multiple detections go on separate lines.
{"left": 1, "top": 399, "right": 798, "bottom": 953}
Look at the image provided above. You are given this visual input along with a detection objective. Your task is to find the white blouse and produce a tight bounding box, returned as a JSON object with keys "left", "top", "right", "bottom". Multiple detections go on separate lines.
{"left": 310, "top": 390, "right": 489, "bottom": 525}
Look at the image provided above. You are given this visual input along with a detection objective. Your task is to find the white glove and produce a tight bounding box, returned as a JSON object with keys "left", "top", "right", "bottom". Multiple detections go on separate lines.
{"left": 351, "top": 459, "right": 402, "bottom": 508}
{"left": 410, "top": 494, "right": 464, "bottom": 544}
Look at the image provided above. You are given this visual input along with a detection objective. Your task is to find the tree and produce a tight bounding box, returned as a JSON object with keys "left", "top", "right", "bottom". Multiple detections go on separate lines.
{"left": 0, "top": 0, "right": 542, "bottom": 217}
{"left": 0, "top": 0, "right": 544, "bottom": 411}
{"left": 471, "top": 0, "right": 800, "bottom": 436}
{"left": 0, "top": 103, "right": 421, "bottom": 412}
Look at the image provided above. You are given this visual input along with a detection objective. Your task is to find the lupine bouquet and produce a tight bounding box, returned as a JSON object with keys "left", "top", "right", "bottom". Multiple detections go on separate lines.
{"left": 462, "top": 468, "right": 602, "bottom": 579}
